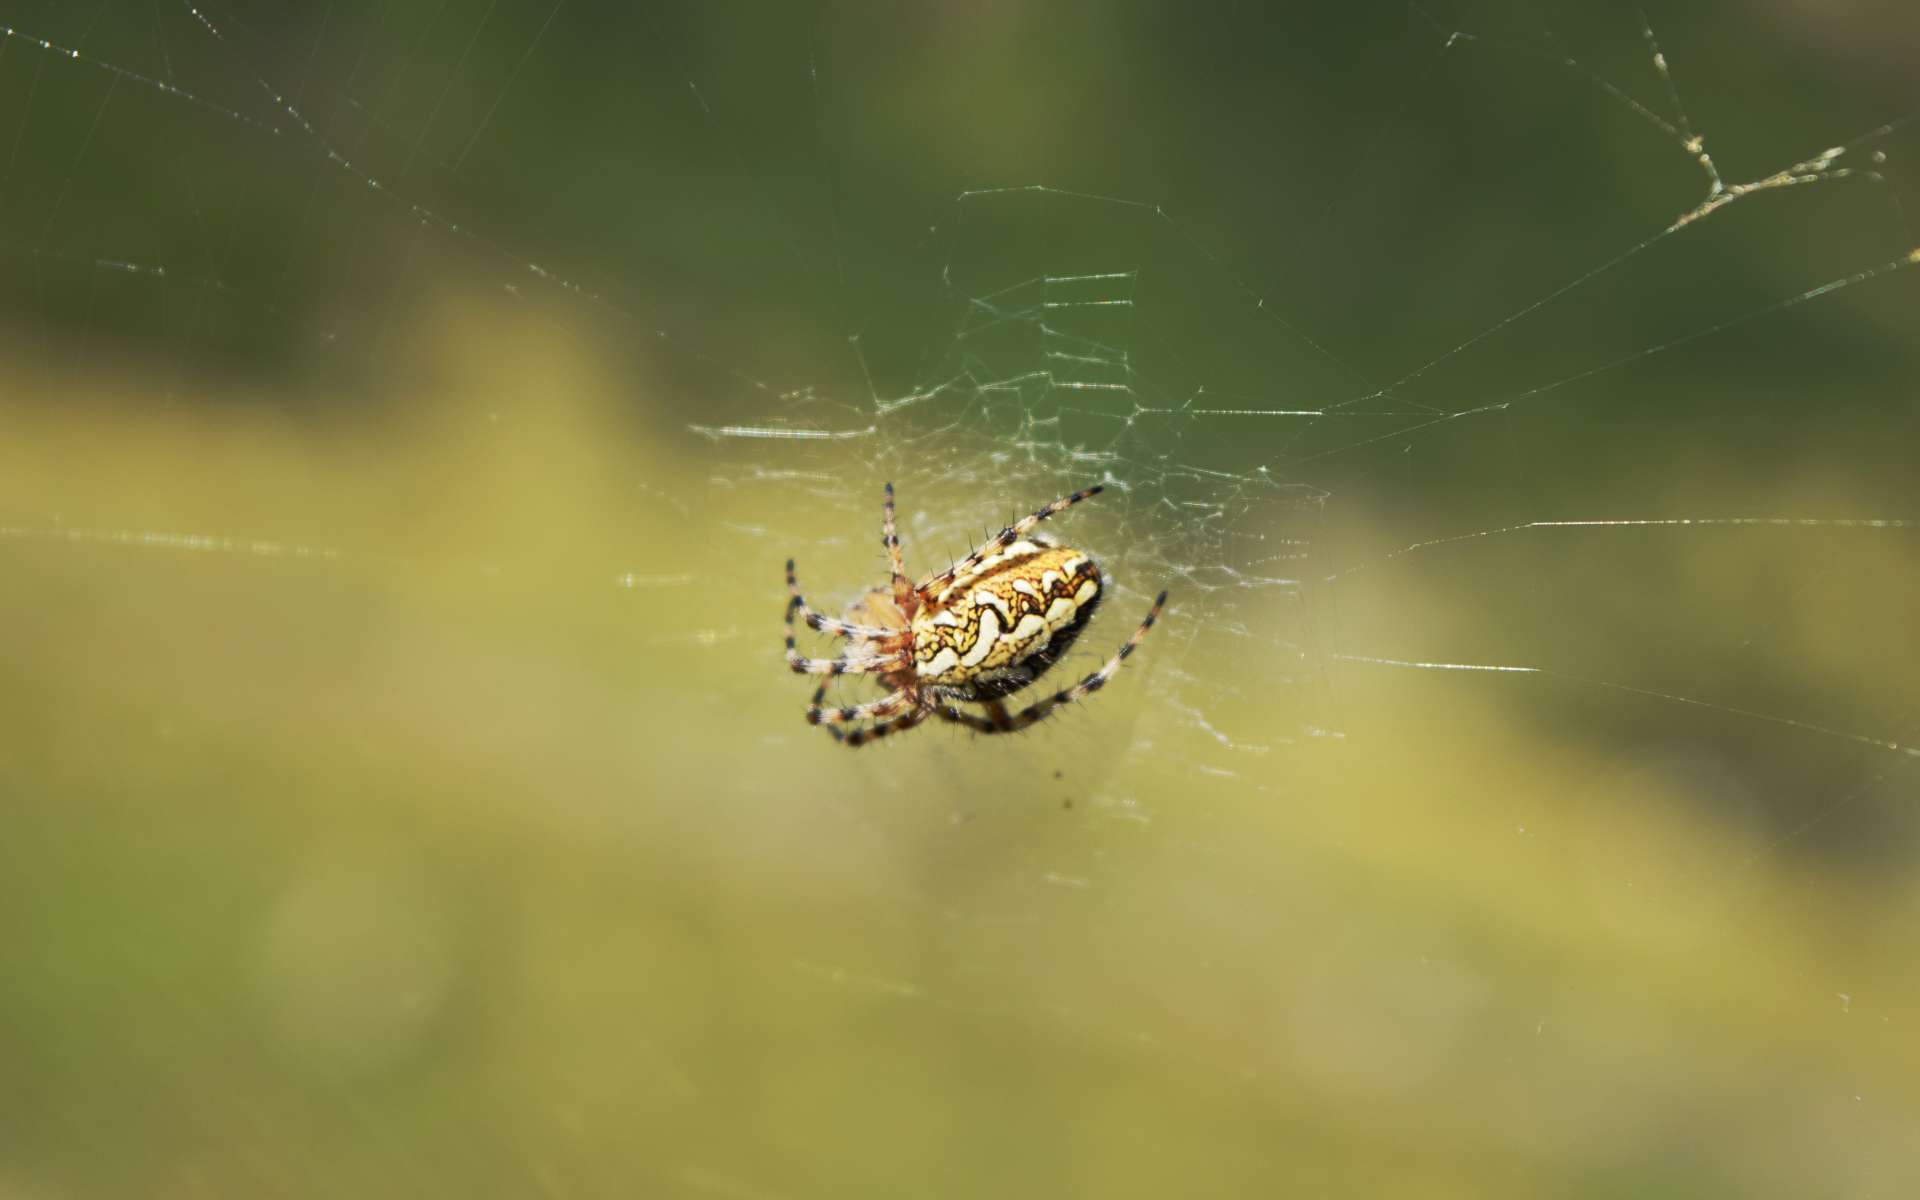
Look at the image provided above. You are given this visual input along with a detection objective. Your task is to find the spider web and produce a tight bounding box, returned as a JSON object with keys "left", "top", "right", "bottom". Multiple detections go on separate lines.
{"left": 691, "top": 11, "right": 1920, "bottom": 783}
{"left": 3, "top": 1, "right": 1919, "bottom": 1196}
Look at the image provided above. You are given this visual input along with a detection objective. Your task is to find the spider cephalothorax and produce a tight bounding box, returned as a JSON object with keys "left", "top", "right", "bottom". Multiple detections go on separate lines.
{"left": 784, "top": 483, "right": 1168, "bottom": 747}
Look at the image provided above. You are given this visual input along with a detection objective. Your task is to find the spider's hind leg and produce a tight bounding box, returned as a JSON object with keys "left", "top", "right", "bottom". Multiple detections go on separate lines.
{"left": 933, "top": 703, "right": 1004, "bottom": 734}
{"left": 938, "top": 589, "right": 1169, "bottom": 734}
{"left": 929, "top": 484, "right": 1105, "bottom": 595}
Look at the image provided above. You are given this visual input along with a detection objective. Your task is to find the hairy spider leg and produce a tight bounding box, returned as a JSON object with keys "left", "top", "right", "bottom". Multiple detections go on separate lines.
{"left": 810, "top": 680, "right": 932, "bottom": 747}
{"left": 934, "top": 589, "right": 1168, "bottom": 735}
{"left": 806, "top": 687, "right": 916, "bottom": 726}
{"left": 882, "top": 482, "right": 912, "bottom": 613}
{"left": 926, "top": 484, "right": 1104, "bottom": 597}
{"left": 787, "top": 558, "right": 897, "bottom": 639}
{"left": 785, "top": 558, "right": 905, "bottom": 676}
{"left": 836, "top": 707, "right": 930, "bottom": 747}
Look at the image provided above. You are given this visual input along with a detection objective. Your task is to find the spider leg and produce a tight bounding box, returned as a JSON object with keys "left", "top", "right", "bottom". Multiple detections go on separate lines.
{"left": 813, "top": 691, "right": 932, "bottom": 747}
{"left": 882, "top": 482, "right": 912, "bottom": 612}
{"left": 786, "top": 649, "right": 903, "bottom": 676}
{"left": 786, "top": 560, "right": 905, "bottom": 675}
{"left": 786, "top": 558, "right": 894, "bottom": 638}
{"left": 806, "top": 686, "right": 915, "bottom": 726}
{"left": 841, "top": 706, "right": 930, "bottom": 747}
{"left": 931, "top": 704, "right": 999, "bottom": 733}
{"left": 936, "top": 589, "right": 1169, "bottom": 734}
{"left": 925, "top": 484, "right": 1104, "bottom": 596}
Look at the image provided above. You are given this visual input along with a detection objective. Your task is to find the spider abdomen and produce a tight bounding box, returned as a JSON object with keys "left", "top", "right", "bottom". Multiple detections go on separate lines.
{"left": 911, "top": 541, "right": 1102, "bottom": 697}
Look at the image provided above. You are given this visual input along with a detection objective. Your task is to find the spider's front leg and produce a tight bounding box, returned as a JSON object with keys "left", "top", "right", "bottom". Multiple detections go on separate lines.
{"left": 784, "top": 558, "right": 907, "bottom": 675}
{"left": 806, "top": 688, "right": 914, "bottom": 726}
{"left": 785, "top": 645, "right": 904, "bottom": 676}
{"left": 807, "top": 682, "right": 930, "bottom": 747}
{"left": 787, "top": 559, "right": 897, "bottom": 639}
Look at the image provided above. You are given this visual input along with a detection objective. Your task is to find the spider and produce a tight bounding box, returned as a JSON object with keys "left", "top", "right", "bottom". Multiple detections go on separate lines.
{"left": 784, "top": 482, "right": 1169, "bottom": 747}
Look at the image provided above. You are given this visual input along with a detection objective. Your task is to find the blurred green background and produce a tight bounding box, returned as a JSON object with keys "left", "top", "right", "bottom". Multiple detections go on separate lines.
{"left": 2, "top": 2, "right": 1918, "bottom": 1196}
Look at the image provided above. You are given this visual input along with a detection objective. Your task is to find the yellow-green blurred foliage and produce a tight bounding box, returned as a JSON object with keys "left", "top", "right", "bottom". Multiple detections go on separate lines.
{"left": 3, "top": 295, "right": 1917, "bottom": 1198}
